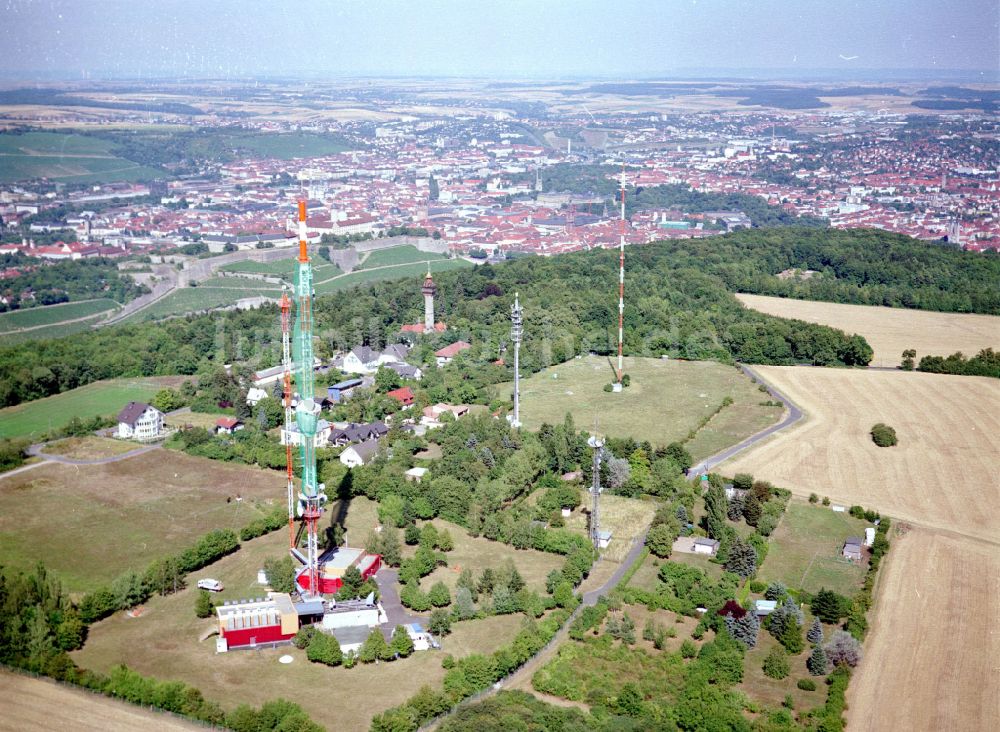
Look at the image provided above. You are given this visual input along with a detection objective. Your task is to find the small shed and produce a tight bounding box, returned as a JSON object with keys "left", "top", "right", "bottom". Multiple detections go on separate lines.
{"left": 597, "top": 529, "right": 613, "bottom": 549}
{"left": 843, "top": 537, "right": 863, "bottom": 562}
{"left": 754, "top": 599, "right": 778, "bottom": 617}
{"left": 328, "top": 378, "right": 363, "bottom": 404}
{"left": 405, "top": 467, "right": 428, "bottom": 483}
{"left": 864, "top": 527, "right": 876, "bottom": 547}
{"left": 693, "top": 538, "right": 720, "bottom": 556}
{"left": 406, "top": 622, "right": 435, "bottom": 651}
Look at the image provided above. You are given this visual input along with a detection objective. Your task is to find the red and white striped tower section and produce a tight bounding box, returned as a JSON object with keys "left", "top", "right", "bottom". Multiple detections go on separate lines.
{"left": 292, "top": 199, "right": 325, "bottom": 597}
{"left": 280, "top": 291, "right": 295, "bottom": 549}
{"left": 616, "top": 168, "right": 626, "bottom": 387}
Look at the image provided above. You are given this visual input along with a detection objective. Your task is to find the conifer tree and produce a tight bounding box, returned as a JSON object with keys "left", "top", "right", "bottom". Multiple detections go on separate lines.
{"left": 807, "top": 643, "right": 829, "bottom": 676}
{"left": 807, "top": 617, "right": 824, "bottom": 644}
{"left": 724, "top": 537, "right": 757, "bottom": 578}
{"left": 780, "top": 618, "right": 804, "bottom": 654}
{"left": 725, "top": 610, "right": 760, "bottom": 649}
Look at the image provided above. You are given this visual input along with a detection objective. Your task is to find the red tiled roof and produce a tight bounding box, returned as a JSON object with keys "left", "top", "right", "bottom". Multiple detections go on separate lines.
{"left": 386, "top": 386, "right": 415, "bottom": 405}
{"left": 435, "top": 341, "right": 471, "bottom": 358}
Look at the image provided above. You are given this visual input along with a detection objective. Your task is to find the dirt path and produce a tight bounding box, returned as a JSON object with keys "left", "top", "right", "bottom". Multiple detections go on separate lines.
{"left": 25, "top": 441, "right": 162, "bottom": 466}
{"left": 1, "top": 442, "right": 163, "bottom": 480}
{"left": 0, "top": 670, "right": 203, "bottom": 732}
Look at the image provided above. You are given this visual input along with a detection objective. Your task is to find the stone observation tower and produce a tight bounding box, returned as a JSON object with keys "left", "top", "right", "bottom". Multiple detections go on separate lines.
{"left": 422, "top": 264, "right": 436, "bottom": 332}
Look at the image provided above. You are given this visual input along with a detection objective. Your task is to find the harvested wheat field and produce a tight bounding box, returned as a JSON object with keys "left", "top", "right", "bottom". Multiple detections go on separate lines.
{"left": 846, "top": 529, "right": 1000, "bottom": 731}
{"left": 0, "top": 671, "right": 201, "bottom": 732}
{"left": 721, "top": 367, "right": 1000, "bottom": 543}
{"left": 736, "top": 293, "right": 1000, "bottom": 367}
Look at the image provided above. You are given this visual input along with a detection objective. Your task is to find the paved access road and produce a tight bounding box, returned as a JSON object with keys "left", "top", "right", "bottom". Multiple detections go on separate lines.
{"left": 689, "top": 363, "right": 804, "bottom": 477}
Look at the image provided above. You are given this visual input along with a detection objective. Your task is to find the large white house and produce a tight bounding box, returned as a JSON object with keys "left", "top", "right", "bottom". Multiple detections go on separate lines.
{"left": 280, "top": 419, "right": 332, "bottom": 448}
{"left": 340, "top": 344, "right": 411, "bottom": 375}
{"left": 116, "top": 401, "right": 164, "bottom": 441}
{"left": 340, "top": 440, "right": 380, "bottom": 468}
{"left": 246, "top": 387, "right": 270, "bottom": 407}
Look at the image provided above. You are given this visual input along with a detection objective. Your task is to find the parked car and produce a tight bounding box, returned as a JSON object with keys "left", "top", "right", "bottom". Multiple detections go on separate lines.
{"left": 197, "top": 578, "right": 224, "bottom": 592}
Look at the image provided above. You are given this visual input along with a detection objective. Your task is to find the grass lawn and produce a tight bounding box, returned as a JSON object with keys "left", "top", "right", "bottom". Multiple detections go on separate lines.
{"left": 40, "top": 436, "right": 140, "bottom": 460}
{"left": 0, "top": 131, "right": 163, "bottom": 182}
{"left": 219, "top": 258, "right": 341, "bottom": 281}
{"left": 0, "top": 131, "right": 116, "bottom": 156}
{"left": 130, "top": 285, "right": 280, "bottom": 322}
{"left": 738, "top": 629, "right": 819, "bottom": 712}
{"left": 627, "top": 551, "right": 664, "bottom": 592}
{"left": 758, "top": 499, "right": 871, "bottom": 596}
{"left": 501, "top": 356, "right": 781, "bottom": 458}
{"left": 418, "top": 518, "right": 565, "bottom": 595}
{"left": 313, "top": 258, "right": 471, "bottom": 295}
{"left": 358, "top": 245, "right": 449, "bottom": 270}
{"left": 562, "top": 493, "right": 657, "bottom": 563}
{"left": 1, "top": 313, "right": 110, "bottom": 344}
{"left": 664, "top": 550, "right": 727, "bottom": 581}
{"left": 73, "top": 524, "right": 528, "bottom": 732}
{"left": 163, "top": 410, "right": 232, "bottom": 431}
{"left": 0, "top": 298, "right": 119, "bottom": 333}
{"left": 0, "top": 450, "right": 284, "bottom": 593}
{"left": 0, "top": 376, "right": 189, "bottom": 439}
{"left": 220, "top": 131, "right": 352, "bottom": 159}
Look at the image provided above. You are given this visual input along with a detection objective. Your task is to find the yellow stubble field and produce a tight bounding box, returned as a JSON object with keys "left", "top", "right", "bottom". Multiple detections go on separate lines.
{"left": 845, "top": 528, "right": 1000, "bottom": 732}
{"left": 721, "top": 366, "right": 1000, "bottom": 544}
{"left": 736, "top": 293, "right": 999, "bottom": 367}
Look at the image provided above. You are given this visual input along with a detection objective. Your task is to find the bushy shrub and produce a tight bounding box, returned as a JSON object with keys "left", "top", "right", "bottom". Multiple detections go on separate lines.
{"left": 870, "top": 423, "right": 897, "bottom": 447}
{"left": 824, "top": 630, "right": 863, "bottom": 668}
{"left": 763, "top": 646, "right": 790, "bottom": 679}
{"left": 797, "top": 678, "right": 817, "bottom": 691}
{"left": 680, "top": 639, "right": 698, "bottom": 658}
{"left": 195, "top": 590, "right": 214, "bottom": 618}
{"left": 293, "top": 626, "right": 317, "bottom": 649}
{"left": 306, "top": 632, "right": 343, "bottom": 666}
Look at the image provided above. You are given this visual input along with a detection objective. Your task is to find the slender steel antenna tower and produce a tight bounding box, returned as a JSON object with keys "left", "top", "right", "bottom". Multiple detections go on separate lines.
{"left": 615, "top": 167, "right": 626, "bottom": 389}
{"left": 510, "top": 293, "right": 523, "bottom": 427}
{"left": 587, "top": 431, "right": 604, "bottom": 550}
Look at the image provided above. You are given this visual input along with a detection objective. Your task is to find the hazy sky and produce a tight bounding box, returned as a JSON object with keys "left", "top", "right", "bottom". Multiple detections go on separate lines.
{"left": 1, "top": 0, "right": 997, "bottom": 80}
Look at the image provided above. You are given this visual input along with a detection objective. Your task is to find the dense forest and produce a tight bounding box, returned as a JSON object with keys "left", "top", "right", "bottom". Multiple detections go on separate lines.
{"left": 518, "top": 165, "right": 827, "bottom": 227}
{"left": 0, "top": 253, "right": 149, "bottom": 310}
{"left": 627, "top": 184, "right": 828, "bottom": 227}
{"left": 2, "top": 227, "right": 996, "bottom": 409}
{"left": 917, "top": 348, "right": 1000, "bottom": 378}
{"left": 710, "top": 228, "right": 1000, "bottom": 314}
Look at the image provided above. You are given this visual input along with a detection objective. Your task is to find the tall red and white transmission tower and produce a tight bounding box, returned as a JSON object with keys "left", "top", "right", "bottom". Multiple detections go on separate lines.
{"left": 616, "top": 167, "right": 626, "bottom": 388}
